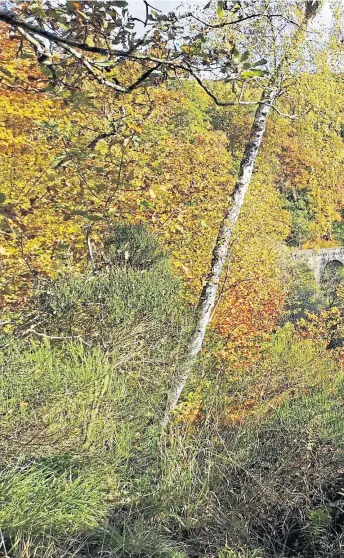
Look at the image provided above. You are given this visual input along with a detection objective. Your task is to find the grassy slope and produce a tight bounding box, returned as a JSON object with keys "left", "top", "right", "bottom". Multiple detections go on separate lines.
{"left": 1, "top": 226, "right": 344, "bottom": 558}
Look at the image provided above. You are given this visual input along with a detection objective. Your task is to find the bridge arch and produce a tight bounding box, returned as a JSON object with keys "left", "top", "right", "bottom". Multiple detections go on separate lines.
{"left": 321, "top": 259, "right": 344, "bottom": 273}
{"left": 320, "top": 259, "right": 344, "bottom": 292}
{"left": 292, "top": 247, "right": 344, "bottom": 284}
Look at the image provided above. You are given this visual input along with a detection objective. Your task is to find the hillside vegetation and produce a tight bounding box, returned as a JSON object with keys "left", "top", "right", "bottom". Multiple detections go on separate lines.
{"left": 1, "top": 1, "right": 344, "bottom": 557}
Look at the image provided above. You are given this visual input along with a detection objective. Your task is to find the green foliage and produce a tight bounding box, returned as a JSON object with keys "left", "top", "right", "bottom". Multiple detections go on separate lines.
{"left": 218, "top": 549, "right": 263, "bottom": 558}
{"left": 0, "top": 228, "right": 196, "bottom": 556}
{"left": 281, "top": 259, "right": 324, "bottom": 323}
{"left": 0, "top": 339, "right": 154, "bottom": 460}
{"left": 32, "top": 224, "right": 190, "bottom": 349}
{"left": 307, "top": 505, "right": 332, "bottom": 540}
{"left": 284, "top": 195, "right": 314, "bottom": 247}
{"left": 2, "top": 225, "right": 344, "bottom": 558}
{"left": 160, "top": 330, "right": 344, "bottom": 557}
{"left": 96, "top": 521, "right": 188, "bottom": 558}
{"left": 332, "top": 211, "right": 344, "bottom": 244}
{"left": 320, "top": 261, "right": 344, "bottom": 307}
{"left": 35, "top": 265, "right": 185, "bottom": 343}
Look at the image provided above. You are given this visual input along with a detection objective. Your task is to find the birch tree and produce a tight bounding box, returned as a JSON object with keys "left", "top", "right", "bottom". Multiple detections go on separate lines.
{"left": 162, "top": 1, "right": 323, "bottom": 426}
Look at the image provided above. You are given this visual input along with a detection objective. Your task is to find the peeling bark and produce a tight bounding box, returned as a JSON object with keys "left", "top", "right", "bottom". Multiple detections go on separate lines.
{"left": 162, "top": 85, "right": 278, "bottom": 428}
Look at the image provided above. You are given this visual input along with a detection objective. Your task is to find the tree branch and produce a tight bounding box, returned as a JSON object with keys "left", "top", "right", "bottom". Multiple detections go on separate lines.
{"left": 23, "top": 327, "right": 91, "bottom": 346}
{"left": 182, "top": 11, "right": 299, "bottom": 30}
{"left": 0, "top": 10, "right": 116, "bottom": 55}
{"left": 187, "top": 66, "right": 261, "bottom": 107}
{"left": 0, "top": 7, "right": 302, "bottom": 120}
{"left": 269, "top": 104, "right": 298, "bottom": 119}
{"left": 16, "top": 26, "right": 58, "bottom": 84}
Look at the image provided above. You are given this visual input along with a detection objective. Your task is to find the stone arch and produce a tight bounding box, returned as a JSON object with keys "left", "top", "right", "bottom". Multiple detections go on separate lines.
{"left": 319, "top": 258, "right": 344, "bottom": 284}
{"left": 319, "top": 259, "right": 344, "bottom": 305}
{"left": 291, "top": 247, "right": 344, "bottom": 285}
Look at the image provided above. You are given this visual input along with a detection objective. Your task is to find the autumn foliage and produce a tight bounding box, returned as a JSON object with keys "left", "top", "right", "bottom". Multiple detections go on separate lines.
{"left": 2, "top": 4, "right": 344, "bottom": 557}
{"left": 2, "top": 29, "right": 344, "bottom": 366}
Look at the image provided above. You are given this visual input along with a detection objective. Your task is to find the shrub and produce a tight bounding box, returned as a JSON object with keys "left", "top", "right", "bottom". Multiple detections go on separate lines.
{"left": 104, "top": 223, "right": 166, "bottom": 271}
{"left": 31, "top": 227, "right": 190, "bottom": 349}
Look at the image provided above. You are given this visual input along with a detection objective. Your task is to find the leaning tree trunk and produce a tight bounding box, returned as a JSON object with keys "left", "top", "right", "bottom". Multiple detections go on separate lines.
{"left": 162, "top": 84, "right": 278, "bottom": 428}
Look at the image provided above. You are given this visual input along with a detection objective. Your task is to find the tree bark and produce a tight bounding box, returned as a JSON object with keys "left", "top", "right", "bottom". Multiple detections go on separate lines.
{"left": 162, "top": 84, "right": 278, "bottom": 428}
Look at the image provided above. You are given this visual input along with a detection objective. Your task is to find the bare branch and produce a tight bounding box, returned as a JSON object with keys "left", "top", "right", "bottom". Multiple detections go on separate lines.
{"left": 182, "top": 11, "right": 299, "bottom": 30}
{"left": 84, "top": 225, "right": 95, "bottom": 268}
{"left": 23, "top": 327, "right": 91, "bottom": 346}
{"left": 269, "top": 104, "right": 298, "bottom": 119}
{"left": 187, "top": 66, "right": 261, "bottom": 107}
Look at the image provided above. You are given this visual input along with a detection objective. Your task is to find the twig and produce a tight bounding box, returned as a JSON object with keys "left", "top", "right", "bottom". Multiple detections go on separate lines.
{"left": 182, "top": 11, "right": 299, "bottom": 30}
{"left": 23, "top": 327, "right": 91, "bottom": 346}
{"left": 84, "top": 225, "right": 95, "bottom": 268}
{"left": 269, "top": 104, "right": 298, "bottom": 119}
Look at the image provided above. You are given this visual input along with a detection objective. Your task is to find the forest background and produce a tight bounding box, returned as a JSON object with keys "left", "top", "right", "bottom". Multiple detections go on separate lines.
{"left": 1, "top": 1, "right": 344, "bottom": 557}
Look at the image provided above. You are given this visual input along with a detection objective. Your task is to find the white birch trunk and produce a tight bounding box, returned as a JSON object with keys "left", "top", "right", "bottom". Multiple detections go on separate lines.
{"left": 162, "top": 85, "right": 278, "bottom": 428}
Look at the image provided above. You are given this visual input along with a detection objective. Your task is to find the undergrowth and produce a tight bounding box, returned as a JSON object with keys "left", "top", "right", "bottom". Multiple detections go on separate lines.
{"left": 1, "top": 226, "right": 344, "bottom": 557}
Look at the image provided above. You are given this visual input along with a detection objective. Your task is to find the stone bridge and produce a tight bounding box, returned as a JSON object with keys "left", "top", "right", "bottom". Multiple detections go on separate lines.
{"left": 292, "top": 247, "right": 344, "bottom": 284}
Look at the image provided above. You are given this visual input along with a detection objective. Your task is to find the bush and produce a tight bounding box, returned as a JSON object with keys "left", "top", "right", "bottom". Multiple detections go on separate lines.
{"left": 281, "top": 259, "right": 324, "bottom": 324}
{"left": 30, "top": 226, "right": 190, "bottom": 350}
{"left": 0, "top": 227, "right": 193, "bottom": 556}
{"left": 104, "top": 223, "right": 166, "bottom": 271}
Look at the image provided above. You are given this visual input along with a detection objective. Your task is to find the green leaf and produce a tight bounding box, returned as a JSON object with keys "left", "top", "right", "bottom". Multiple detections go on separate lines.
{"left": 0, "top": 192, "right": 6, "bottom": 204}
{"left": 241, "top": 69, "right": 265, "bottom": 79}
{"left": 95, "top": 60, "right": 117, "bottom": 68}
{"left": 193, "top": 32, "right": 206, "bottom": 43}
{"left": 232, "top": 47, "right": 241, "bottom": 64}
{"left": 240, "top": 50, "right": 250, "bottom": 62}
{"left": 38, "top": 63, "right": 52, "bottom": 77}
{"left": 113, "top": 0, "right": 128, "bottom": 6}
{"left": 31, "top": 5, "right": 46, "bottom": 18}
{"left": 253, "top": 58, "right": 268, "bottom": 67}
{"left": 217, "top": 1, "right": 224, "bottom": 18}
{"left": 0, "top": 66, "right": 12, "bottom": 78}
{"left": 0, "top": 218, "right": 10, "bottom": 231}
